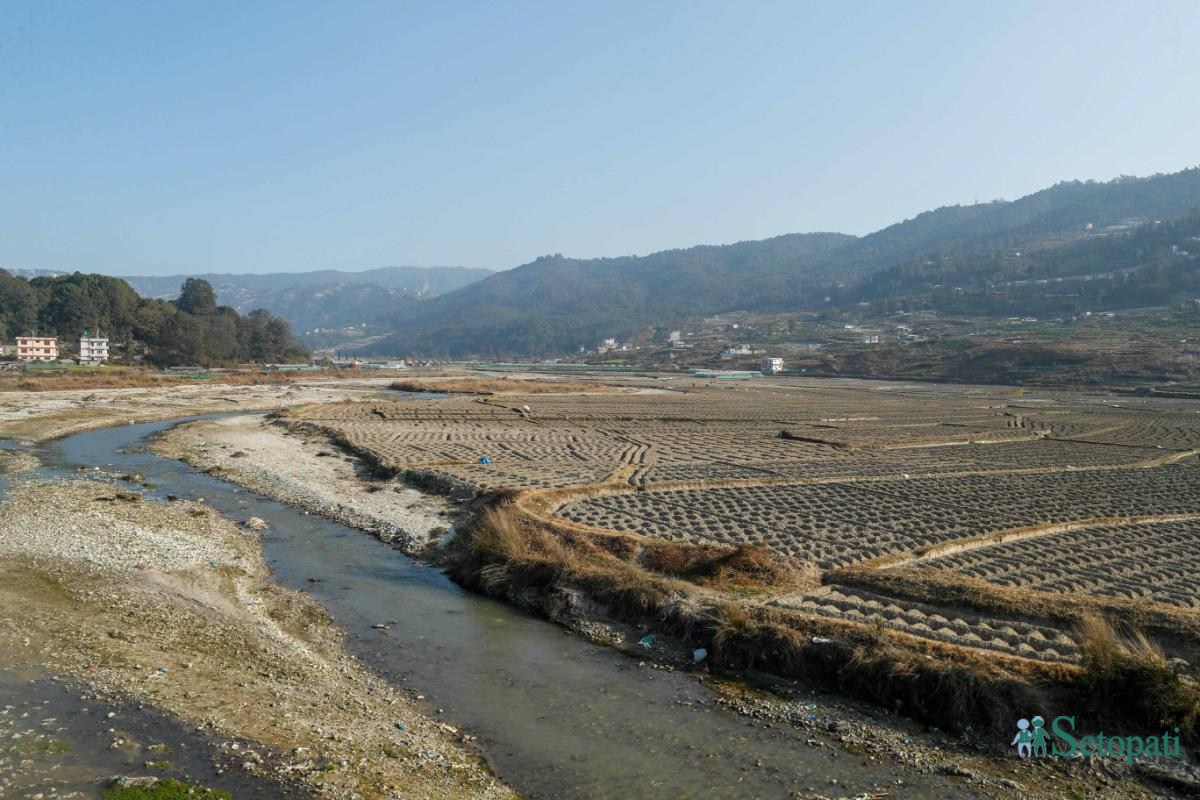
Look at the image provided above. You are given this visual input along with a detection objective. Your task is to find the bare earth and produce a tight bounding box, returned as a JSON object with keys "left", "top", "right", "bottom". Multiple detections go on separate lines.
{"left": 0, "top": 478, "right": 512, "bottom": 799}
{"left": 154, "top": 414, "right": 461, "bottom": 552}
{"left": 0, "top": 379, "right": 516, "bottom": 799}
{"left": 0, "top": 377, "right": 401, "bottom": 442}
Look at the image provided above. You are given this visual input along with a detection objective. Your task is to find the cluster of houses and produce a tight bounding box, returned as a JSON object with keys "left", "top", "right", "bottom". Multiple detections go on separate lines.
{"left": 2, "top": 332, "right": 109, "bottom": 365}
{"left": 596, "top": 337, "right": 637, "bottom": 354}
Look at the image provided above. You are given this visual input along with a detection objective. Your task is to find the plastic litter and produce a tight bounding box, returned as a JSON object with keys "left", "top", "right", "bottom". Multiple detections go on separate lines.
{"left": 811, "top": 636, "right": 832, "bottom": 644}
{"left": 479, "top": 456, "right": 491, "bottom": 464}
{"left": 692, "top": 647, "right": 707, "bottom": 663}
{"left": 638, "top": 634, "right": 655, "bottom": 649}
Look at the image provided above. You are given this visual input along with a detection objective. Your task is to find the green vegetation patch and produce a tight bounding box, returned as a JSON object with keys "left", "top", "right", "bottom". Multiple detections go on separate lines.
{"left": 12, "top": 737, "right": 72, "bottom": 755}
{"left": 103, "top": 779, "right": 231, "bottom": 800}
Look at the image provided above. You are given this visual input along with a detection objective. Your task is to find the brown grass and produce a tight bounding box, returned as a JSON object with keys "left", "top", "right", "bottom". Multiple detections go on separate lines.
{"left": 1073, "top": 615, "right": 1200, "bottom": 743}
{"left": 0, "top": 368, "right": 380, "bottom": 392}
{"left": 390, "top": 377, "right": 608, "bottom": 395}
{"left": 638, "top": 540, "right": 811, "bottom": 590}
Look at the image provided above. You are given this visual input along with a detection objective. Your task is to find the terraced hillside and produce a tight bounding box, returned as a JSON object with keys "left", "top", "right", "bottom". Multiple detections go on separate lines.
{"left": 284, "top": 376, "right": 1200, "bottom": 670}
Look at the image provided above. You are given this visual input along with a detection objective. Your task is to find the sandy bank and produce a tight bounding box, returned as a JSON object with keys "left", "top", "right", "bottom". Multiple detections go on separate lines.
{"left": 0, "top": 477, "right": 513, "bottom": 800}
{"left": 0, "top": 377, "right": 400, "bottom": 443}
{"left": 154, "top": 414, "right": 460, "bottom": 553}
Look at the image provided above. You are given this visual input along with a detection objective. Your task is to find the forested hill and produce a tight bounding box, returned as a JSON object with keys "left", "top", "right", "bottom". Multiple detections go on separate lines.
{"left": 828, "top": 167, "right": 1200, "bottom": 278}
{"left": 365, "top": 167, "right": 1200, "bottom": 357}
{"left": 0, "top": 272, "right": 308, "bottom": 366}
{"left": 367, "top": 232, "right": 855, "bottom": 357}
{"left": 851, "top": 210, "right": 1200, "bottom": 316}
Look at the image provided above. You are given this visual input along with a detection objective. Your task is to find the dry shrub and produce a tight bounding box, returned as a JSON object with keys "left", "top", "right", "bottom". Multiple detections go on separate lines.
{"left": 478, "top": 486, "right": 524, "bottom": 507}
{"left": 710, "top": 603, "right": 810, "bottom": 674}
{"left": 639, "top": 541, "right": 803, "bottom": 589}
{"left": 843, "top": 638, "right": 1047, "bottom": 734}
{"left": 462, "top": 506, "right": 582, "bottom": 593}
{"left": 453, "top": 504, "right": 679, "bottom": 620}
{"left": 1073, "top": 614, "right": 1200, "bottom": 743}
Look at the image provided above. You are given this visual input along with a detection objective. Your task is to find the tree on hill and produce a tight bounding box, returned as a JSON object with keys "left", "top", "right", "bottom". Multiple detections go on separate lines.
{"left": 176, "top": 277, "right": 218, "bottom": 315}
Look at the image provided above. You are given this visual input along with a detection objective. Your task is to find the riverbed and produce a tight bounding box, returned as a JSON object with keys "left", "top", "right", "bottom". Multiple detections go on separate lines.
{"left": 18, "top": 415, "right": 1000, "bottom": 800}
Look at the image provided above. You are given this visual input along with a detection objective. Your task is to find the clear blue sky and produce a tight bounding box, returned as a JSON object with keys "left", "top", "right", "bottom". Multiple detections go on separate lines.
{"left": 2, "top": 1, "right": 1198, "bottom": 276}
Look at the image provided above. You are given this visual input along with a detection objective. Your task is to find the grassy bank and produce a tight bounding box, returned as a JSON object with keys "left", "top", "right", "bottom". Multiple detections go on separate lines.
{"left": 448, "top": 505, "right": 1056, "bottom": 737}
{"left": 449, "top": 503, "right": 1200, "bottom": 747}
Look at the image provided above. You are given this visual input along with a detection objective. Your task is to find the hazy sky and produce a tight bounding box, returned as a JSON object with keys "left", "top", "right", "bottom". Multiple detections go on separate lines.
{"left": 2, "top": 1, "right": 1198, "bottom": 276}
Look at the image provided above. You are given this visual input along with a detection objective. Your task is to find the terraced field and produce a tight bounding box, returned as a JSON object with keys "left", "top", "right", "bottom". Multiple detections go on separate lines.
{"left": 287, "top": 376, "right": 1200, "bottom": 667}
{"left": 780, "top": 585, "right": 1082, "bottom": 662}
{"left": 926, "top": 518, "right": 1200, "bottom": 610}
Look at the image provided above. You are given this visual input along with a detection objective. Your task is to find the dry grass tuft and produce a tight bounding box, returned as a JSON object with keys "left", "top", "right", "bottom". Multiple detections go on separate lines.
{"left": 1073, "top": 614, "right": 1200, "bottom": 743}
{"left": 639, "top": 541, "right": 807, "bottom": 590}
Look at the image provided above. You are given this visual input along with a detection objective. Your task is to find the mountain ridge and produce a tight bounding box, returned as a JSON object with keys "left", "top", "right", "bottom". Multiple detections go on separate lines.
{"left": 363, "top": 167, "right": 1200, "bottom": 357}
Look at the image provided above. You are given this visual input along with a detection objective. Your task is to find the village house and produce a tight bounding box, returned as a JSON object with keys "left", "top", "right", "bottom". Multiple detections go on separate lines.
{"left": 79, "top": 331, "right": 109, "bottom": 364}
{"left": 16, "top": 335, "right": 59, "bottom": 362}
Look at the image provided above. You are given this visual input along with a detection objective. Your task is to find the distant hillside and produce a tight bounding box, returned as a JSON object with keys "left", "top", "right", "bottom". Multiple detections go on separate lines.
{"left": 826, "top": 167, "right": 1200, "bottom": 278}
{"left": 121, "top": 266, "right": 492, "bottom": 337}
{"left": 365, "top": 167, "right": 1200, "bottom": 357}
{"left": 853, "top": 210, "right": 1200, "bottom": 316}
{"left": 124, "top": 265, "right": 491, "bottom": 299}
{"left": 365, "top": 233, "right": 855, "bottom": 357}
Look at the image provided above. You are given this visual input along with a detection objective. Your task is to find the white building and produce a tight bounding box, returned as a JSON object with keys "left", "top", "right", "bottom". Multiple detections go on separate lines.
{"left": 860, "top": 334, "right": 880, "bottom": 345}
{"left": 79, "top": 332, "right": 109, "bottom": 364}
{"left": 16, "top": 336, "right": 58, "bottom": 362}
{"left": 761, "top": 357, "right": 784, "bottom": 375}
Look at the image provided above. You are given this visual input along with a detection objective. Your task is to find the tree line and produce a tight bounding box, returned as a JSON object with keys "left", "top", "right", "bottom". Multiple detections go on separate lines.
{"left": 0, "top": 272, "right": 309, "bottom": 366}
